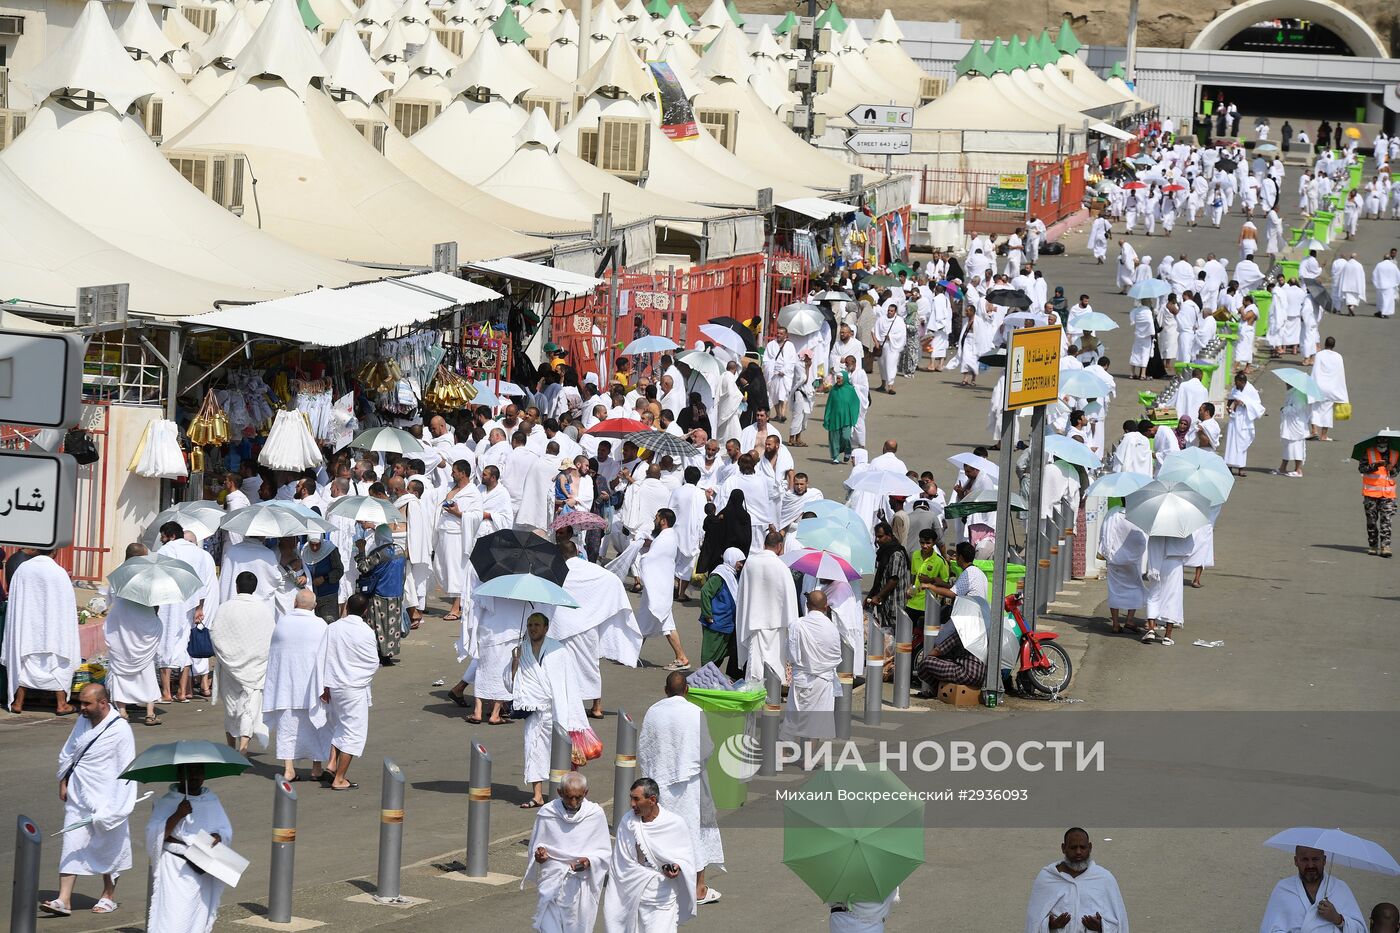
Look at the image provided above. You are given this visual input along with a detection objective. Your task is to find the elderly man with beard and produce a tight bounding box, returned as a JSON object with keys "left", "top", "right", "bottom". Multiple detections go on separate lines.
{"left": 523, "top": 772, "right": 613, "bottom": 932}
{"left": 1024, "top": 828, "right": 1129, "bottom": 933}
{"left": 1261, "top": 846, "right": 1366, "bottom": 932}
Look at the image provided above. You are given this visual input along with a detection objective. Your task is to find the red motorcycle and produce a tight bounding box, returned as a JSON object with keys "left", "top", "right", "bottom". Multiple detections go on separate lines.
{"left": 909, "top": 593, "right": 1073, "bottom": 698}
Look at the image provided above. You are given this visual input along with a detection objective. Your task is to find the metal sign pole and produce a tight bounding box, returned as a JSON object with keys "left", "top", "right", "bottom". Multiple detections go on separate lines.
{"left": 1022, "top": 407, "right": 1048, "bottom": 631}
{"left": 983, "top": 404, "right": 1017, "bottom": 706}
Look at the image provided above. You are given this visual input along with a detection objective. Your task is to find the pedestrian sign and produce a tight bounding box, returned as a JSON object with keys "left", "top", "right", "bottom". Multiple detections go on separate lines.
{"left": 1006, "top": 325, "right": 1061, "bottom": 410}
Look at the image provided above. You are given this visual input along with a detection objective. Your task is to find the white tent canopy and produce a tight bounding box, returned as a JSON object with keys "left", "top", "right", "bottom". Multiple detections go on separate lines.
{"left": 116, "top": 0, "right": 180, "bottom": 63}
{"left": 466, "top": 257, "right": 601, "bottom": 297}
{"left": 322, "top": 20, "right": 395, "bottom": 103}
{"left": 24, "top": 1, "right": 160, "bottom": 113}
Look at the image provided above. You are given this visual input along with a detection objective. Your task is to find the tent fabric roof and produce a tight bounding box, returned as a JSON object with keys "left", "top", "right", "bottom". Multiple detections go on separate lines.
{"left": 871, "top": 9, "right": 903, "bottom": 43}
{"left": 1055, "top": 19, "right": 1082, "bottom": 55}
{"left": 777, "top": 197, "right": 855, "bottom": 220}
{"left": 1089, "top": 121, "right": 1134, "bottom": 141}
{"left": 194, "top": 7, "right": 256, "bottom": 67}
{"left": 116, "top": 0, "right": 180, "bottom": 62}
{"left": 321, "top": 20, "right": 395, "bottom": 102}
{"left": 182, "top": 272, "right": 501, "bottom": 345}
{"left": 578, "top": 36, "right": 655, "bottom": 101}
{"left": 25, "top": 1, "right": 159, "bottom": 113}
{"left": 232, "top": 0, "right": 329, "bottom": 100}
{"left": 466, "top": 257, "right": 601, "bottom": 297}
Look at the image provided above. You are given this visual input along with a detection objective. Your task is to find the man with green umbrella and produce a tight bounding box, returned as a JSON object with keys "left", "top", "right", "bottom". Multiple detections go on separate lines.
{"left": 145, "top": 762, "right": 235, "bottom": 932}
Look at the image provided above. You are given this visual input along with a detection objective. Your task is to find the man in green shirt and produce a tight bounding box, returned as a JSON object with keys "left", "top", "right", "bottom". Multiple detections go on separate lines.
{"left": 906, "top": 528, "right": 950, "bottom": 629}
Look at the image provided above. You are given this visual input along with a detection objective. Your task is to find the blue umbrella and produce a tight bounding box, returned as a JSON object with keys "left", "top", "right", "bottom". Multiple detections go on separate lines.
{"left": 1127, "top": 279, "right": 1171, "bottom": 300}
{"left": 621, "top": 335, "right": 679, "bottom": 355}
{"left": 474, "top": 573, "right": 579, "bottom": 607}
{"left": 795, "top": 517, "right": 875, "bottom": 574}
{"left": 1059, "top": 369, "right": 1110, "bottom": 399}
{"left": 1069, "top": 311, "right": 1118, "bottom": 332}
{"left": 1085, "top": 472, "right": 1152, "bottom": 498}
{"left": 1129, "top": 154, "right": 1156, "bottom": 166}
{"left": 801, "top": 500, "right": 860, "bottom": 522}
{"left": 470, "top": 383, "right": 502, "bottom": 407}
{"left": 1043, "top": 434, "right": 1102, "bottom": 469}
{"left": 1272, "top": 367, "right": 1325, "bottom": 401}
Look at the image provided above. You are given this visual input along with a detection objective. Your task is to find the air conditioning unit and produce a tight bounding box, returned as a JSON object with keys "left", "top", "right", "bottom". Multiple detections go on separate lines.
{"left": 0, "top": 109, "right": 27, "bottom": 151}
{"left": 689, "top": 40, "right": 706, "bottom": 58}
{"left": 918, "top": 76, "right": 945, "bottom": 106}
{"left": 0, "top": 66, "right": 9, "bottom": 109}
{"left": 432, "top": 26, "right": 463, "bottom": 56}
{"left": 164, "top": 149, "right": 247, "bottom": 215}
{"left": 578, "top": 127, "right": 598, "bottom": 165}
{"left": 0, "top": 14, "right": 25, "bottom": 36}
{"left": 527, "top": 46, "right": 548, "bottom": 65}
{"left": 142, "top": 96, "right": 164, "bottom": 144}
{"left": 591, "top": 117, "right": 648, "bottom": 179}
{"left": 351, "top": 118, "right": 388, "bottom": 154}
{"left": 811, "top": 61, "right": 832, "bottom": 94}
{"left": 695, "top": 107, "right": 738, "bottom": 152}
{"left": 430, "top": 7, "right": 447, "bottom": 23}
{"left": 358, "top": 29, "right": 375, "bottom": 49}
{"left": 183, "top": 6, "right": 218, "bottom": 35}
{"left": 521, "top": 95, "right": 564, "bottom": 129}
{"left": 573, "top": 92, "right": 588, "bottom": 116}
{"left": 390, "top": 98, "right": 440, "bottom": 137}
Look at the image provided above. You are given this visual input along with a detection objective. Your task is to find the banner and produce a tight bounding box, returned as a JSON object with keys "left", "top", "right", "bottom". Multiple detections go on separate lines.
{"left": 648, "top": 61, "right": 697, "bottom": 140}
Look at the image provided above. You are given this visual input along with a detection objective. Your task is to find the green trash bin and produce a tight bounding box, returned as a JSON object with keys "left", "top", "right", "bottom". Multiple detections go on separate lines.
{"left": 687, "top": 686, "right": 766, "bottom": 809}
{"left": 972, "top": 560, "right": 1025, "bottom": 598}
{"left": 1250, "top": 289, "right": 1272, "bottom": 333}
{"left": 1311, "top": 215, "right": 1332, "bottom": 244}
{"left": 1347, "top": 164, "right": 1362, "bottom": 191}
{"left": 1278, "top": 259, "right": 1300, "bottom": 281}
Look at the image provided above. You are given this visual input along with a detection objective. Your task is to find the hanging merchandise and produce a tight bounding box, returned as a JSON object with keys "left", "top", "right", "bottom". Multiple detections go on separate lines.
{"left": 292, "top": 377, "right": 335, "bottom": 441}
{"left": 133, "top": 419, "right": 190, "bottom": 479}
{"left": 218, "top": 370, "right": 276, "bottom": 437}
{"left": 259, "top": 409, "right": 324, "bottom": 470}
{"left": 327, "top": 392, "right": 358, "bottom": 452}
{"left": 186, "top": 389, "right": 232, "bottom": 447}
{"left": 423, "top": 365, "right": 479, "bottom": 411}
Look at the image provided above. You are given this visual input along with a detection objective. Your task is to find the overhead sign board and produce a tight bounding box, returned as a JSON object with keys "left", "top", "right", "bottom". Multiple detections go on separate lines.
{"left": 844, "top": 131, "right": 912, "bottom": 155}
{"left": 0, "top": 450, "right": 77, "bottom": 549}
{"left": 0, "top": 329, "right": 85, "bottom": 429}
{"left": 1006, "top": 325, "right": 1061, "bottom": 410}
{"left": 846, "top": 104, "right": 914, "bottom": 128}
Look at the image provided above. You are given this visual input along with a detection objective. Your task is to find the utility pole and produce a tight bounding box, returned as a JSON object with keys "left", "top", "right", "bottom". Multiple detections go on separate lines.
{"left": 577, "top": 0, "right": 593, "bottom": 78}
{"left": 1125, "top": 0, "right": 1140, "bottom": 84}
{"left": 787, "top": 0, "right": 827, "bottom": 141}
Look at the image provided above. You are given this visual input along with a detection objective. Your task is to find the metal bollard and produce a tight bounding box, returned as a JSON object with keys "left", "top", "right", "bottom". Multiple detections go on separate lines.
{"left": 891, "top": 611, "right": 912, "bottom": 710}
{"left": 465, "top": 740, "right": 492, "bottom": 877}
{"left": 863, "top": 615, "right": 883, "bottom": 726}
{"left": 11, "top": 815, "right": 40, "bottom": 933}
{"left": 376, "top": 759, "right": 406, "bottom": 902}
{"left": 268, "top": 778, "right": 298, "bottom": 924}
{"left": 834, "top": 642, "right": 853, "bottom": 740}
{"left": 612, "top": 711, "right": 637, "bottom": 831}
{"left": 547, "top": 722, "right": 572, "bottom": 797}
{"left": 758, "top": 667, "right": 781, "bottom": 777}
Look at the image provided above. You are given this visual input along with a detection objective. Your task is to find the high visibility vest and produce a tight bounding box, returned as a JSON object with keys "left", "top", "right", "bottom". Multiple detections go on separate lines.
{"left": 1363, "top": 448, "right": 1398, "bottom": 499}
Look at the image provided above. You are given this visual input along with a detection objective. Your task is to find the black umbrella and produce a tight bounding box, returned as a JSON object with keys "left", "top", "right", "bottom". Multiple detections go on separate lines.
{"left": 470, "top": 529, "right": 568, "bottom": 584}
{"left": 1305, "top": 280, "right": 1335, "bottom": 313}
{"left": 625, "top": 430, "right": 702, "bottom": 461}
{"left": 705, "top": 316, "right": 758, "bottom": 351}
{"left": 1217, "top": 157, "right": 1238, "bottom": 173}
{"left": 984, "top": 288, "right": 1032, "bottom": 310}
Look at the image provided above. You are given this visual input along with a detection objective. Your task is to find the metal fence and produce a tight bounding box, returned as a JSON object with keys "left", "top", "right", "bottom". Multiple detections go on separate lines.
{"left": 866, "top": 158, "right": 1088, "bottom": 237}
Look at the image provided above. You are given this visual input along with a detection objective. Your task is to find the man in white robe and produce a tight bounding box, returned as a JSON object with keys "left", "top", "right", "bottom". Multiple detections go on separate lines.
{"left": 210, "top": 572, "right": 276, "bottom": 753}
{"left": 1099, "top": 508, "right": 1147, "bottom": 634}
{"left": 1087, "top": 215, "right": 1111, "bottom": 263}
{"left": 1339, "top": 253, "right": 1367, "bottom": 314}
{"left": 39, "top": 684, "right": 136, "bottom": 917}
{"left": 1309, "top": 337, "right": 1349, "bottom": 441}
{"left": 435, "top": 461, "right": 484, "bottom": 622}
{"left": 554, "top": 541, "right": 641, "bottom": 719}
{"left": 503, "top": 432, "right": 541, "bottom": 514}
{"left": 2, "top": 550, "right": 78, "bottom": 714}
{"left": 1278, "top": 388, "right": 1311, "bottom": 477}
{"left": 478, "top": 465, "right": 515, "bottom": 535}
{"left": 524, "top": 772, "right": 613, "bottom": 933}
{"left": 157, "top": 523, "right": 221, "bottom": 702}
{"left": 145, "top": 764, "right": 233, "bottom": 933}
{"left": 218, "top": 536, "right": 285, "bottom": 606}
{"left": 735, "top": 531, "right": 798, "bottom": 681}
{"left": 103, "top": 594, "right": 162, "bottom": 725}
{"left": 1235, "top": 256, "right": 1264, "bottom": 291}
{"left": 318, "top": 595, "right": 380, "bottom": 790}
{"left": 633, "top": 510, "right": 690, "bottom": 670}
{"left": 1143, "top": 534, "right": 1191, "bottom": 645}
{"left": 872, "top": 303, "right": 906, "bottom": 393}
{"left": 395, "top": 480, "right": 434, "bottom": 627}
{"left": 262, "top": 589, "right": 330, "bottom": 782}
{"left": 1259, "top": 846, "right": 1366, "bottom": 933}
{"left": 1224, "top": 374, "right": 1265, "bottom": 474}
{"left": 763, "top": 327, "right": 799, "bottom": 422}
{"left": 604, "top": 777, "right": 699, "bottom": 932}
{"left": 512, "top": 613, "right": 588, "bottom": 807}
{"left": 783, "top": 591, "right": 841, "bottom": 739}
{"left": 637, "top": 673, "right": 723, "bottom": 906}
{"left": 1173, "top": 371, "right": 1207, "bottom": 427}
{"left": 714, "top": 365, "right": 743, "bottom": 444}
{"left": 1115, "top": 240, "right": 1138, "bottom": 292}
{"left": 1111, "top": 423, "right": 1154, "bottom": 478}
{"left": 1024, "top": 828, "right": 1129, "bottom": 933}
{"left": 519, "top": 446, "right": 561, "bottom": 530}
{"left": 1373, "top": 251, "right": 1399, "bottom": 318}
{"left": 1151, "top": 423, "right": 1179, "bottom": 473}
{"left": 668, "top": 467, "right": 707, "bottom": 601}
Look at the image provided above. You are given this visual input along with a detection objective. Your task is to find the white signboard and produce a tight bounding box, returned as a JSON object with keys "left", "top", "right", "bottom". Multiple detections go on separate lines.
{"left": 0, "top": 450, "right": 77, "bottom": 549}
{"left": 843, "top": 131, "right": 913, "bottom": 155}
{"left": 0, "top": 329, "right": 85, "bottom": 429}
{"left": 846, "top": 104, "right": 914, "bottom": 128}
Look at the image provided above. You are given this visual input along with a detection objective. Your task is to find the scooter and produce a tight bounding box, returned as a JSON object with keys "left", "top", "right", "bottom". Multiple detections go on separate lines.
{"left": 908, "top": 592, "right": 1073, "bottom": 698}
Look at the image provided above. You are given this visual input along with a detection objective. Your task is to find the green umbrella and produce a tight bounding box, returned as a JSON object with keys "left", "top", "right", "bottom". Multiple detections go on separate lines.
{"left": 794, "top": 517, "right": 875, "bottom": 574}
{"left": 1350, "top": 429, "right": 1400, "bottom": 464}
{"left": 120, "top": 740, "right": 251, "bottom": 784}
{"left": 944, "top": 488, "right": 1028, "bottom": 519}
{"left": 783, "top": 767, "right": 924, "bottom": 903}
{"left": 862, "top": 273, "right": 900, "bottom": 288}
{"left": 1271, "top": 367, "right": 1325, "bottom": 401}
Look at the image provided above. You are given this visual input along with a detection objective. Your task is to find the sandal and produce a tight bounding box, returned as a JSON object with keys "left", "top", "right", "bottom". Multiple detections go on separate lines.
{"left": 663, "top": 660, "right": 691, "bottom": 672}
{"left": 466, "top": 716, "right": 482, "bottom": 724}
{"left": 586, "top": 711, "right": 606, "bottom": 719}
{"left": 449, "top": 693, "right": 469, "bottom": 708}
{"left": 520, "top": 799, "right": 544, "bottom": 809}
{"left": 1141, "top": 629, "right": 1157, "bottom": 643}
{"left": 144, "top": 716, "right": 162, "bottom": 726}
{"left": 91, "top": 897, "right": 118, "bottom": 914}
{"left": 330, "top": 783, "right": 359, "bottom": 791}
{"left": 1160, "top": 637, "right": 1175, "bottom": 646}
{"left": 442, "top": 614, "right": 461, "bottom": 622}
{"left": 39, "top": 900, "right": 71, "bottom": 917}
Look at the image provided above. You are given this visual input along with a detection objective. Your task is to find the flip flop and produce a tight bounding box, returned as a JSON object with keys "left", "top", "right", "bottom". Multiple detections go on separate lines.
{"left": 586, "top": 711, "right": 606, "bottom": 720}
{"left": 663, "top": 661, "right": 691, "bottom": 672}
{"left": 519, "top": 799, "right": 543, "bottom": 809}
{"left": 466, "top": 716, "right": 482, "bottom": 724}
{"left": 442, "top": 614, "right": 462, "bottom": 622}
{"left": 330, "top": 783, "right": 359, "bottom": 791}
{"left": 144, "top": 716, "right": 162, "bottom": 726}
{"left": 449, "top": 693, "right": 469, "bottom": 708}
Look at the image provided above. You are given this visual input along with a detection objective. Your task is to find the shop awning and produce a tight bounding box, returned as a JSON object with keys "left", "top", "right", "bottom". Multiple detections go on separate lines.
{"left": 465, "top": 257, "right": 603, "bottom": 299}
{"left": 776, "top": 197, "right": 857, "bottom": 220}
{"left": 1089, "top": 122, "right": 1135, "bottom": 142}
{"left": 180, "top": 272, "right": 502, "bottom": 347}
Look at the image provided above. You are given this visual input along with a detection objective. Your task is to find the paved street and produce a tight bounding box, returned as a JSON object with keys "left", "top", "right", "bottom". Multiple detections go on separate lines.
{"left": 2, "top": 205, "right": 1397, "bottom": 932}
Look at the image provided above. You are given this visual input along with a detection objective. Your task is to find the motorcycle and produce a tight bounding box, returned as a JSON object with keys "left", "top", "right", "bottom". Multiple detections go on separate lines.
{"left": 908, "top": 592, "right": 1073, "bottom": 699}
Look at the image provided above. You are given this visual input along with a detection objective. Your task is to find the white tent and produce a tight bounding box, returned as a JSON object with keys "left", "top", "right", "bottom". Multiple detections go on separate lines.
{"left": 167, "top": 0, "right": 548, "bottom": 262}
{"left": 191, "top": 5, "right": 255, "bottom": 69}
{"left": 863, "top": 10, "right": 928, "bottom": 91}
{"left": 914, "top": 73, "right": 1066, "bottom": 133}
{"left": 115, "top": 0, "right": 179, "bottom": 64}
{"left": 543, "top": 10, "right": 579, "bottom": 81}
{"left": 747, "top": 23, "right": 793, "bottom": 111}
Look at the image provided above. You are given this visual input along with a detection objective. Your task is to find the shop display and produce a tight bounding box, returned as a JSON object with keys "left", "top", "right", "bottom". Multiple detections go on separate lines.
{"left": 132, "top": 419, "right": 189, "bottom": 479}
{"left": 258, "top": 409, "right": 323, "bottom": 470}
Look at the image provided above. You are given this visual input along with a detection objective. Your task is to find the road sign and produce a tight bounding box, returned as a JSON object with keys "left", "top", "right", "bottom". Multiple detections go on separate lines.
{"left": 0, "top": 450, "right": 77, "bottom": 549}
{"left": 1006, "top": 325, "right": 1061, "bottom": 410}
{"left": 843, "top": 131, "right": 912, "bottom": 155}
{"left": 846, "top": 104, "right": 914, "bottom": 128}
{"left": 0, "top": 329, "right": 85, "bottom": 429}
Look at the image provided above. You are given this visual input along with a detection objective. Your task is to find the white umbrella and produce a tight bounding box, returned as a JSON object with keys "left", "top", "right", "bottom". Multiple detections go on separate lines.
{"left": 221, "top": 502, "right": 334, "bottom": 538}
{"left": 1044, "top": 435, "right": 1102, "bottom": 469}
{"left": 1084, "top": 472, "right": 1152, "bottom": 498}
{"left": 845, "top": 470, "right": 921, "bottom": 498}
{"left": 698, "top": 323, "right": 749, "bottom": 357}
{"left": 947, "top": 596, "right": 990, "bottom": 663}
{"left": 1059, "top": 369, "right": 1111, "bottom": 399}
{"left": 325, "top": 495, "right": 404, "bottom": 525}
{"left": 1123, "top": 480, "right": 1212, "bottom": 537}
{"left": 814, "top": 290, "right": 853, "bottom": 302}
{"left": 142, "top": 501, "right": 226, "bottom": 544}
{"left": 1264, "top": 828, "right": 1400, "bottom": 876}
{"left": 107, "top": 555, "right": 202, "bottom": 607}
{"left": 621, "top": 335, "right": 678, "bottom": 355}
{"left": 675, "top": 349, "right": 723, "bottom": 383}
{"left": 349, "top": 427, "right": 424, "bottom": 454}
{"left": 1157, "top": 451, "right": 1234, "bottom": 506}
{"left": 947, "top": 452, "right": 999, "bottom": 480}
{"left": 777, "top": 302, "right": 824, "bottom": 337}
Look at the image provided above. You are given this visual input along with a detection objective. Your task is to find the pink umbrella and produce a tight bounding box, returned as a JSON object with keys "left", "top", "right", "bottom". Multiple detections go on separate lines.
{"left": 585, "top": 418, "right": 649, "bottom": 437}
{"left": 783, "top": 547, "right": 861, "bottom": 582}
{"left": 550, "top": 511, "right": 608, "bottom": 532}
{"left": 1122, "top": 181, "right": 1146, "bottom": 190}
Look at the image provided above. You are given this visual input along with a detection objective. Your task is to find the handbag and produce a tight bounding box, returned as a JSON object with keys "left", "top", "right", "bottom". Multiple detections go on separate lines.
{"left": 64, "top": 428, "right": 100, "bottom": 466}
{"left": 1334, "top": 402, "right": 1352, "bottom": 421}
{"left": 187, "top": 623, "right": 214, "bottom": 659}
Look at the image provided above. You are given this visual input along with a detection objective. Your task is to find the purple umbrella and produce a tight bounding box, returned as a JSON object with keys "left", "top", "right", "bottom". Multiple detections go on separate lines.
{"left": 783, "top": 547, "right": 861, "bottom": 582}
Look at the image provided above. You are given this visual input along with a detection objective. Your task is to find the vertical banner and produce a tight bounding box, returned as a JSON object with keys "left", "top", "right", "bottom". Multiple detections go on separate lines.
{"left": 648, "top": 61, "right": 698, "bottom": 140}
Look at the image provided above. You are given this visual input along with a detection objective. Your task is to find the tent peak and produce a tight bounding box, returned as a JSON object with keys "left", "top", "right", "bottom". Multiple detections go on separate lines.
{"left": 24, "top": 0, "right": 158, "bottom": 113}
{"left": 1055, "top": 19, "right": 1082, "bottom": 55}
{"left": 321, "top": 20, "right": 394, "bottom": 103}
{"left": 232, "top": 0, "right": 328, "bottom": 99}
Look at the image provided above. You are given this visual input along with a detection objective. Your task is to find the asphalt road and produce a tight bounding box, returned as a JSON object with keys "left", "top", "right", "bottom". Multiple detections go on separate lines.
{"left": 1, "top": 204, "right": 1397, "bottom": 932}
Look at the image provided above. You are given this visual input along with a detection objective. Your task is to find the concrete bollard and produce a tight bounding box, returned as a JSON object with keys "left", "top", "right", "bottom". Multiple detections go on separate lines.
{"left": 758, "top": 667, "right": 782, "bottom": 777}
{"left": 376, "top": 759, "right": 406, "bottom": 902}
{"left": 612, "top": 711, "right": 637, "bottom": 831}
{"left": 834, "top": 641, "right": 853, "bottom": 740}
{"left": 11, "top": 815, "right": 40, "bottom": 933}
{"left": 268, "top": 778, "right": 298, "bottom": 924}
{"left": 465, "top": 740, "right": 492, "bottom": 877}
{"left": 547, "top": 722, "right": 572, "bottom": 797}
{"left": 892, "top": 610, "right": 912, "bottom": 710}
{"left": 863, "top": 615, "right": 884, "bottom": 726}
{"left": 1059, "top": 504, "right": 1073, "bottom": 588}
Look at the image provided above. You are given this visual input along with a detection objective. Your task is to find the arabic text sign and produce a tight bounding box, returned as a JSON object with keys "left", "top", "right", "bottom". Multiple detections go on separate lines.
{"left": 0, "top": 450, "right": 76, "bottom": 549}
{"left": 0, "top": 329, "right": 85, "bottom": 429}
{"left": 986, "top": 186, "right": 1028, "bottom": 212}
{"left": 1006, "top": 325, "right": 1061, "bottom": 410}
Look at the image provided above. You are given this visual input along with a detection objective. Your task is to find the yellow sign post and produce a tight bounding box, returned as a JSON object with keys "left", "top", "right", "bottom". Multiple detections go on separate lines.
{"left": 1006, "top": 325, "right": 1061, "bottom": 410}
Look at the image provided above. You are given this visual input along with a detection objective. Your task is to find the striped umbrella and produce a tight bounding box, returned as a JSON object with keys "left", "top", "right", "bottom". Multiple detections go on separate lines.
{"left": 624, "top": 430, "right": 701, "bottom": 460}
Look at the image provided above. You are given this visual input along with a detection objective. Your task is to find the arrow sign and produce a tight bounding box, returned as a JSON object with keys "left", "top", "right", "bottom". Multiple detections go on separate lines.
{"left": 844, "top": 131, "right": 912, "bottom": 155}
{"left": 846, "top": 104, "right": 914, "bottom": 128}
